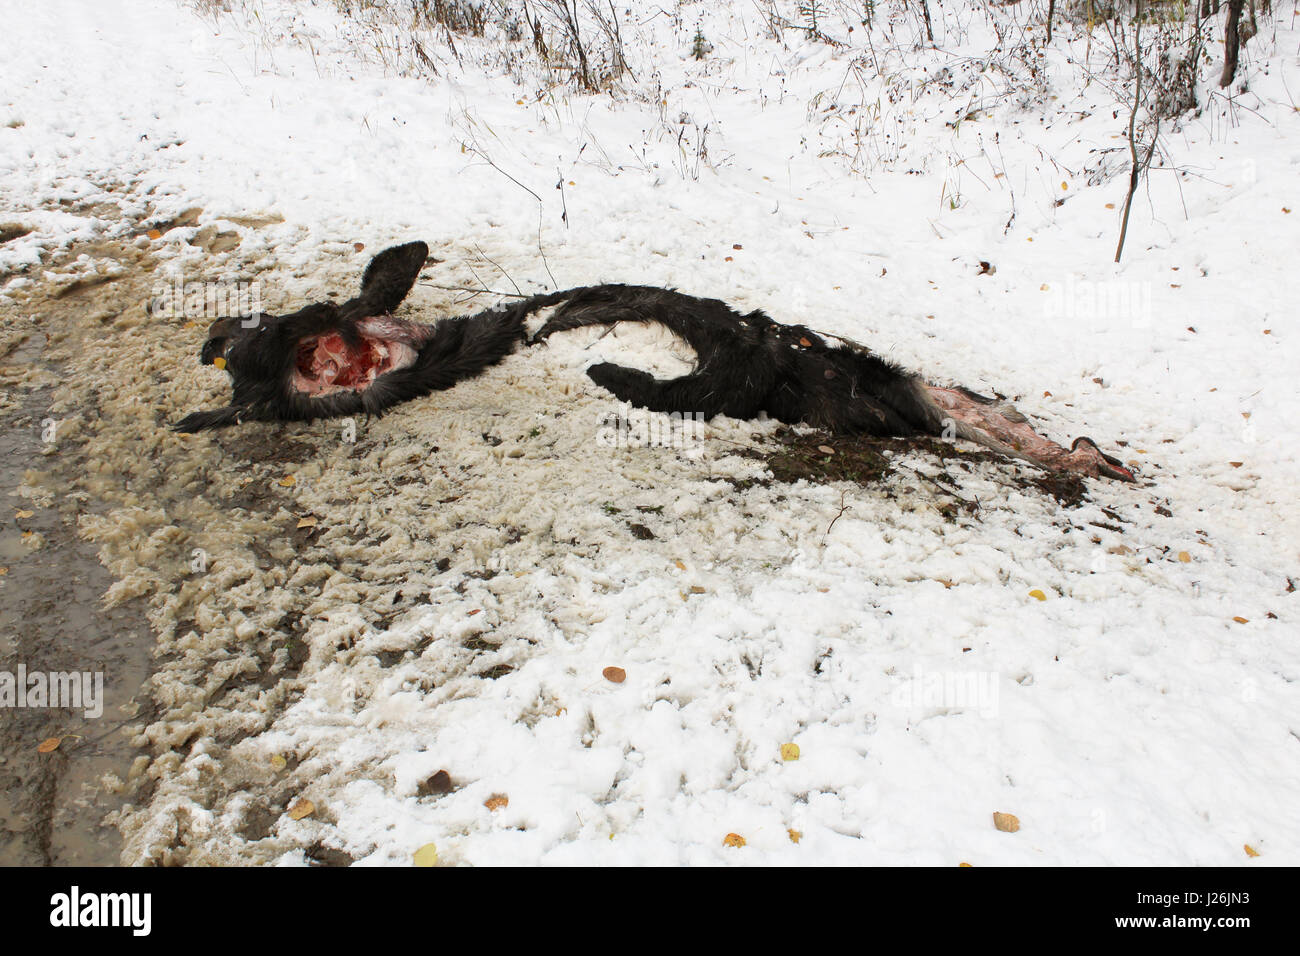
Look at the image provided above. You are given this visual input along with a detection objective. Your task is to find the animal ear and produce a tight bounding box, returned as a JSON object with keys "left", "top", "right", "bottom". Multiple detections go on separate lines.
{"left": 357, "top": 241, "right": 429, "bottom": 314}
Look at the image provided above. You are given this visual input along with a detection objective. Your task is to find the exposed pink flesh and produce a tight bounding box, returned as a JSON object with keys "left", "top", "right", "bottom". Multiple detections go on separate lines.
{"left": 290, "top": 317, "right": 420, "bottom": 396}
{"left": 927, "top": 386, "right": 1135, "bottom": 482}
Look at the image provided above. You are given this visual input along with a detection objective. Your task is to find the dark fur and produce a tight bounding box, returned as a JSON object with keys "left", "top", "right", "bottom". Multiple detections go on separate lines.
{"left": 529, "top": 284, "right": 944, "bottom": 437}
{"left": 173, "top": 242, "right": 1130, "bottom": 481}
{"left": 174, "top": 241, "right": 941, "bottom": 441}
{"left": 173, "top": 242, "right": 568, "bottom": 432}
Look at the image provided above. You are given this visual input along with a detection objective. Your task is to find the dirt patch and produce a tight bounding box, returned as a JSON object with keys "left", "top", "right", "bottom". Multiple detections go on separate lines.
{"left": 746, "top": 426, "right": 1089, "bottom": 509}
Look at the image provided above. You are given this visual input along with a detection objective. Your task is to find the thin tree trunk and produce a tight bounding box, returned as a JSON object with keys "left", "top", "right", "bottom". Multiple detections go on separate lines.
{"left": 1047, "top": 0, "right": 1056, "bottom": 42}
{"left": 1115, "top": 0, "right": 1145, "bottom": 264}
{"left": 1220, "top": 0, "right": 1244, "bottom": 87}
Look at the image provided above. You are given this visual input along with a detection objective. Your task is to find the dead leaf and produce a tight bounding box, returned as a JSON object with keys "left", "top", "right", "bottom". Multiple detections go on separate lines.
{"left": 1177, "top": 551, "right": 1192, "bottom": 563}
{"left": 602, "top": 666, "right": 626, "bottom": 683}
{"left": 780, "top": 743, "right": 800, "bottom": 761}
{"left": 788, "top": 829, "right": 802, "bottom": 844}
{"left": 722, "top": 833, "right": 746, "bottom": 848}
{"left": 413, "top": 843, "right": 439, "bottom": 867}
{"left": 296, "top": 516, "right": 317, "bottom": 528}
{"left": 287, "top": 798, "right": 315, "bottom": 820}
{"left": 993, "top": 812, "right": 1020, "bottom": 833}
{"left": 484, "top": 794, "right": 509, "bottom": 811}
{"left": 1245, "top": 844, "right": 1260, "bottom": 857}
{"left": 1232, "top": 616, "right": 1249, "bottom": 624}
{"left": 1028, "top": 589, "right": 1047, "bottom": 602}
{"left": 37, "top": 737, "right": 62, "bottom": 753}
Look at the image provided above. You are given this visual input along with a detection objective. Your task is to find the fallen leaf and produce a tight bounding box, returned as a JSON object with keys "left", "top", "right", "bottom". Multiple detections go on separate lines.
{"left": 788, "top": 829, "right": 802, "bottom": 844}
{"left": 689, "top": 585, "right": 706, "bottom": 594}
{"left": 353, "top": 242, "right": 365, "bottom": 252}
{"left": 296, "top": 516, "right": 317, "bottom": 529}
{"left": 484, "top": 794, "right": 509, "bottom": 811}
{"left": 278, "top": 475, "right": 296, "bottom": 487}
{"left": 780, "top": 743, "right": 800, "bottom": 761}
{"left": 1229, "top": 462, "right": 1243, "bottom": 468}
{"left": 1232, "top": 616, "right": 1249, "bottom": 624}
{"left": 722, "top": 833, "right": 746, "bottom": 848}
{"left": 799, "top": 337, "right": 812, "bottom": 347}
{"left": 467, "top": 608, "right": 481, "bottom": 616}
{"left": 1028, "top": 589, "right": 1047, "bottom": 602}
{"left": 15, "top": 510, "right": 33, "bottom": 519}
{"left": 147, "top": 228, "right": 162, "bottom": 239}
{"left": 271, "top": 754, "right": 287, "bottom": 770}
{"left": 37, "top": 737, "right": 62, "bottom": 753}
{"left": 413, "top": 843, "right": 439, "bottom": 867}
{"left": 1245, "top": 844, "right": 1260, "bottom": 857}
{"left": 602, "top": 666, "right": 626, "bottom": 683}
{"left": 818, "top": 445, "right": 835, "bottom": 455}
{"left": 1178, "top": 551, "right": 1192, "bottom": 563}
{"left": 993, "top": 812, "right": 1020, "bottom": 833}
{"left": 287, "top": 798, "right": 315, "bottom": 820}
{"left": 674, "top": 560, "right": 686, "bottom": 570}
{"left": 959, "top": 862, "right": 973, "bottom": 867}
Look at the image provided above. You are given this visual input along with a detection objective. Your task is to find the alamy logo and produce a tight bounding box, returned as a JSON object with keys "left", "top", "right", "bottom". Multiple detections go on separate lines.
{"left": 0, "top": 666, "right": 103, "bottom": 719}
{"left": 149, "top": 275, "right": 262, "bottom": 320}
{"left": 49, "top": 886, "right": 151, "bottom": 936}
{"left": 890, "top": 665, "right": 1000, "bottom": 718}
{"left": 597, "top": 402, "right": 706, "bottom": 448}
{"left": 1043, "top": 275, "right": 1152, "bottom": 327}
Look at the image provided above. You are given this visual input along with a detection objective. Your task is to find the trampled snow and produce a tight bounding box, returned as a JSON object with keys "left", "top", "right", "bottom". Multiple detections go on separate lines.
{"left": 1, "top": 0, "right": 1296, "bottom": 865}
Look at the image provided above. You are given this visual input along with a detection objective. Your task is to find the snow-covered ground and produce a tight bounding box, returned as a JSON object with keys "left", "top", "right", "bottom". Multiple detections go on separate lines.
{"left": 1, "top": 0, "right": 1297, "bottom": 865}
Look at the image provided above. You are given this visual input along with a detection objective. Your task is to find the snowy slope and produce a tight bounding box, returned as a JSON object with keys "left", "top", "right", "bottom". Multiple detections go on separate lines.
{"left": 1, "top": 0, "right": 1296, "bottom": 865}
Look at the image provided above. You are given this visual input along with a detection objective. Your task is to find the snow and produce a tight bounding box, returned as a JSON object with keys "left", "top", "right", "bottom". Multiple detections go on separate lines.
{"left": 1, "top": 0, "right": 1296, "bottom": 865}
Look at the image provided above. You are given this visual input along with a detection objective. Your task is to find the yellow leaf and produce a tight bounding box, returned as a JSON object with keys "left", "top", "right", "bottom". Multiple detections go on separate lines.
{"left": 213, "top": 356, "right": 227, "bottom": 370}
{"left": 15, "top": 510, "right": 33, "bottom": 519}
{"left": 37, "top": 737, "right": 62, "bottom": 753}
{"left": 788, "top": 829, "right": 802, "bottom": 844}
{"left": 674, "top": 560, "right": 686, "bottom": 570}
{"left": 722, "top": 833, "right": 746, "bottom": 848}
{"left": 780, "top": 743, "right": 800, "bottom": 761}
{"left": 1232, "top": 616, "right": 1249, "bottom": 624}
{"left": 1028, "top": 589, "right": 1047, "bottom": 602}
{"left": 279, "top": 475, "right": 296, "bottom": 487}
{"left": 287, "top": 798, "right": 315, "bottom": 820}
{"left": 1177, "top": 551, "right": 1192, "bottom": 563}
{"left": 147, "top": 228, "right": 162, "bottom": 239}
{"left": 993, "top": 812, "right": 1020, "bottom": 833}
{"left": 1244, "top": 844, "right": 1260, "bottom": 857}
{"left": 485, "top": 794, "right": 509, "bottom": 812}
{"left": 271, "top": 754, "right": 287, "bottom": 770}
{"left": 413, "top": 843, "right": 439, "bottom": 867}
{"left": 296, "top": 516, "right": 317, "bottom": 528}
{"left": 1061, "top": 181, "right": 1068, "bottom": 190}
{"left": 959, "top": 861, "right": 973, "bottom": 867}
